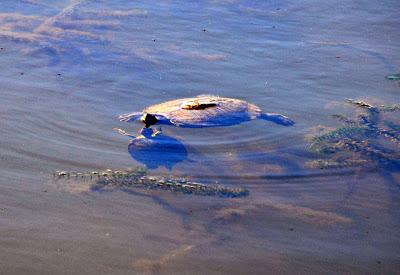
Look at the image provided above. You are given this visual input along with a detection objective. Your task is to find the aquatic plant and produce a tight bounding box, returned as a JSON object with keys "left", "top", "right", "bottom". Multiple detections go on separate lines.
{"left": 54, "top": 168, "right": 249, "bottom": 198}
{"left": 308, "top": 99, "right": 400, "bottom": 169}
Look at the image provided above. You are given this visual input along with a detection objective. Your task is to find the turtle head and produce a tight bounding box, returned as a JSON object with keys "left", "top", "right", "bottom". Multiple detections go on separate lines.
{"left": 141, "top": 113, "right": 159, "bottom": 128}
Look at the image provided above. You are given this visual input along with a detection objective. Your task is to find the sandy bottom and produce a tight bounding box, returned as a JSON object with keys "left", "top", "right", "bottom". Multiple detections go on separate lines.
{"left": 1, "top": 170, "right": 399, "bottom": 274}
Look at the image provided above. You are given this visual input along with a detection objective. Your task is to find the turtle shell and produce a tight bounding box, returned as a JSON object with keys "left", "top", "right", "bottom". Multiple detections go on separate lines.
{"left": 143, "top": 95, "right": 262, "bottom": 127}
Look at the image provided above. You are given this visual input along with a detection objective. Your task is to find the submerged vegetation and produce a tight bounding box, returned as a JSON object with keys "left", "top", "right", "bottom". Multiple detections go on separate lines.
{"left": 54, "top": 168, "right": 249, "bottom": 198}
{"left": 308, "top": 99, "right": 400, "bottom": 169}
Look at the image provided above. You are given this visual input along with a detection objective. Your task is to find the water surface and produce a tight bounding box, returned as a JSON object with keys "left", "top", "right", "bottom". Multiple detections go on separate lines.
{"left": 1, "top": 0, "right": 399, "bottom": 274}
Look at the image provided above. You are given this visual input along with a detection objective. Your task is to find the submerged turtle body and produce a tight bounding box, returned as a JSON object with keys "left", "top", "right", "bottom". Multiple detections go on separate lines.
{"left": 115, "top": 128, "right": 187, "bottom": 169}
{"left": 119, "top": 95, "right": 294, "bottom": 127}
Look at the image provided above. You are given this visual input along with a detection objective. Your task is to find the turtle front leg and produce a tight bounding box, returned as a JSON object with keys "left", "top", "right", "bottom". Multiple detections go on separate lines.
{"left": 113, "top": 128, "right": 136, "bottom": 138}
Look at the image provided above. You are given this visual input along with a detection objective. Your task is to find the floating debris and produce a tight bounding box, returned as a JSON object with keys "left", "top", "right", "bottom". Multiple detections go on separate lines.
{"left": 385, "top": 73, "right": 400, "bottom": 87}
{"left": 346, "top": 98, "right": 376, "bottom": 110}
{"left": 347, "top": 99, "right": 400, "bottom": 113}
{"left": 386, "top": 73, "right": 400, "bottom": 81}
{"left": 308, "top": 100, "right": 400, "bottom": 169}
{"left": 54, "top": 168, "right": 248, "bottom": 198}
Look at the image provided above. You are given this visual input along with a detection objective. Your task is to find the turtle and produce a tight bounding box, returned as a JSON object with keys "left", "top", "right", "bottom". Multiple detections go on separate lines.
{"left": 114, "top": 127, "right": 188, "bottom": 169}
{"left": 118, "top": 95, "right": 294, "bottom": 128}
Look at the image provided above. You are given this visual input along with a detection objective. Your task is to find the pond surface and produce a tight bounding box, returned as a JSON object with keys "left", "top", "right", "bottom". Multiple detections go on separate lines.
{"left": 1, "top": 0, "right": 399, "bottom": 274}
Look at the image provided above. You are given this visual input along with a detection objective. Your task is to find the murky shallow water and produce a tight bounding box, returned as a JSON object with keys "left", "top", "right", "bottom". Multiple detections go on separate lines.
{"left": 1, "top": 0, "right": 399, "bottom": 274}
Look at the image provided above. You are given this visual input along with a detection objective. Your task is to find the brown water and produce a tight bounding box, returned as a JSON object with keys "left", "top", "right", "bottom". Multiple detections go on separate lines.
{"left": 1, "top": 0, "right": 400, "bottom": 274}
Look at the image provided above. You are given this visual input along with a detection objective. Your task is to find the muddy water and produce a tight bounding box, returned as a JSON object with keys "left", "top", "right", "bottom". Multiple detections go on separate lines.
{"left": 0, "top": 0, "right": 399, "bottom": 274}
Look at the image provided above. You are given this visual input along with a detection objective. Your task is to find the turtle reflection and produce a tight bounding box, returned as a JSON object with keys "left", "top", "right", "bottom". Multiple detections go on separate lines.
{"left": 115, "top": 127, "right": 188, "bottom": 169}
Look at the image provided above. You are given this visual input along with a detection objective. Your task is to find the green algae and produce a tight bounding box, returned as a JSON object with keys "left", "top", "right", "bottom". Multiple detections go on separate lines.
{"left": 309, "top": 126, "right": 369, "bottom": 154}
{"left": 54, "top": 168, "right": 249, "bottom": 198}
{"left": 309, "top": 100, "right": 400, "bottom": 169}
{"left": 54, "top": 167, "right": 147, "bottom": 179}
